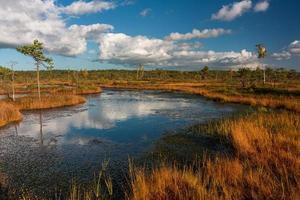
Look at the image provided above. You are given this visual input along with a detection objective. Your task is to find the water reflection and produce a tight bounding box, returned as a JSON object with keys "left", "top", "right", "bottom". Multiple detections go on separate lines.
{"left": 3, "top": 92, "right": 196, "bottom": 145}
{"left": 14, "top": 124, "right": 18, "bottom": 136}
{"left": 1, "top": 90, "right": 242, "bottom": 146}
{"left": 0, "top": 90, "right": 245, "bottom": 149}
{"left": 0, "top": 90, "right": 246, "bottom": 196}
{"left": 39, "top": 111, "right": 43, "bottom": 146}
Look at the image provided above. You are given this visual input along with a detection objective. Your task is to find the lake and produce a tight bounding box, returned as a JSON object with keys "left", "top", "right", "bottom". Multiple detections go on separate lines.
{"left": 0, "top": 89, "right": 246, "bottom": 196}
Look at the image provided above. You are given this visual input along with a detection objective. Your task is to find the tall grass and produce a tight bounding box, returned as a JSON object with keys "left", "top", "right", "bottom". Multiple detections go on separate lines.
{"left": 0, "top": 94, "right": 86, "bottom": 128}
{"left": 76, "top": 86, "right": 102, "bottom": 95}
{"left": 127, "top": 111, "right": 300, "bottom": 200}
{"left": 0, "top": 102, "right": 22, "bottom": 127}
{"left": 68, "top": 161, "right": 113, "bottom": 200}
{"left": 12, "top": 95, "right": 86, "bottom": 110}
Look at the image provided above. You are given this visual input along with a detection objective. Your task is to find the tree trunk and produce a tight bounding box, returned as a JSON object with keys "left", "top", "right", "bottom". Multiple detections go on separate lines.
{"left": 11, "top": 68, "right": 15, "bottom": 101}
{"left": 39, "top": 110, "right": 43, "bottom": 146}
{"left": 76, "top": 71, "right": 79, "bottom": 94}
{"left": 263, "top": 69, "right": 266, "bottom": 85}
{"left": 36, "top": 61, "right": 41, "bottom": 102}
{"left": 136, "top": 67, "right": 139, "bottom": 80}
{"left": 67, "top": 71, "right": 70, "bottom": 84}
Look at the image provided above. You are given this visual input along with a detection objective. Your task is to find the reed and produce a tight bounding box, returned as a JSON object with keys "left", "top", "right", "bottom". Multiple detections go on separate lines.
{"left": 76, "top": 86, "right": 102, "bottom": 95}
{"left": 12, "top": 95, "right": 86, "bottom": 110}
{"left": 0, "top": 102, "right": 22, "bottom": 127}
{"left": 67, "top": 160, "right": 113, "bottom": 200}
{"left": 127, "top": 111, "right": 300, "bottom": 200}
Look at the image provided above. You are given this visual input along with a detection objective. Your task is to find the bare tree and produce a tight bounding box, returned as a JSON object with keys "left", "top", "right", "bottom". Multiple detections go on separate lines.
{"left": 9, "top": 61, "right": 17, "bottom": 101}
{"left": 136, "top": 64, "right": 144, "bottom": 80}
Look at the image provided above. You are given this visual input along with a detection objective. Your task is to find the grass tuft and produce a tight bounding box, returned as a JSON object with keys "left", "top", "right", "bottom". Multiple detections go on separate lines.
{"left": 11, "top": 95, "right": 86, "bottom": 110}
{"left": 0, "top": 102, "right": 22, "bottom": 127}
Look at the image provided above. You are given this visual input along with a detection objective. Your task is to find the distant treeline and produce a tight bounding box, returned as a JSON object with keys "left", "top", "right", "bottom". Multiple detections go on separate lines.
{"left": 10, "top": 68, "right": 299, "bottom": 83}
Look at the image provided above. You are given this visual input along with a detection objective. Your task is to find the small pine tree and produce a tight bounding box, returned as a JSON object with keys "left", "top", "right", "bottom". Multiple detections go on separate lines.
{"left": 17, "top": 40, "right": 53, "bottom": 102}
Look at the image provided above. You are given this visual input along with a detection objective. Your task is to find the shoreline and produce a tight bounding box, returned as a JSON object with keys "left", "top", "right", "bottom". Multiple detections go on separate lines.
{"left": 100, "top": 82, "right": 300, "bottom": 112}
{"left": 0, "top": 95, "right": 86, "bottom": 128}
{"left": 1, "top": 82, "right": 299, "bottom": 129}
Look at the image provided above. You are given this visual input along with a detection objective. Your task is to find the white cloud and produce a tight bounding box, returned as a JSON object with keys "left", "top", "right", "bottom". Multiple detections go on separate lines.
{"left": 98, "top": 33, "right": 174, "bottom": 65}
{"left": 0, "top": 0, "right": 113, "bottom": 56}
{"left": 140, "top": 8, "right": 152, "bottom": 17}
{"left": 289, "top": 40, "right": 300, "bottom": 55}
{"left": 97, "top": 33, "right": 257, "bottom": 68}
{"left": 272, "top": 51, "right": 291, "bottom": 60}
{"left": 176, "top": 42, "right": 203, "bottom": 50}
{"left": 69, "top": 23, "right": 113, "bottom": 39}
{"left": 254, "top": 1, "right": 270, "bottom": 12}
{"left": 212, "top": 0, "right": 252, "bottom": 21}
{"left": 60, "top": 0, "right": 115, "bottom": 15}
{"left": 165, "top": 28, "right": 232, "bottom": 41}
{"left": 272, "top": 40, "right": 300, "bottom": 60}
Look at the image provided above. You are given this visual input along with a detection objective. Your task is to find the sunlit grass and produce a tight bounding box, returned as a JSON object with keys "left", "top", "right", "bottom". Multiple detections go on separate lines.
{"left": 12, "top": 95, "right": 86, "bottom": 110}
{"left": 0, "top": 94, "right": 86, "bottom": 128}
{"left": 127, "top": 111, "right": 300, "bottom": 200}
{"left": 0, "top": 102, "right": 22, "bottom": 127}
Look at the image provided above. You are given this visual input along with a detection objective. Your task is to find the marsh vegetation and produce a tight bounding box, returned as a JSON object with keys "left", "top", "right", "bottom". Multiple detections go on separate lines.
{"left": 0, "top": 66, "right": 299, "bottom": 199}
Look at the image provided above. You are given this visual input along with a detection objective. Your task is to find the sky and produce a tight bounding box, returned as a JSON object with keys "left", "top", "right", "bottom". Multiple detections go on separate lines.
{"left": 0, "top": 0, "right": 299, "bottom": 71}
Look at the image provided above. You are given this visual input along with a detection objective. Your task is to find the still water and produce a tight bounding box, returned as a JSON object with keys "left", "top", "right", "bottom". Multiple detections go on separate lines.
{"left": 0, "top": 90, "right": 245, "bottom": 195}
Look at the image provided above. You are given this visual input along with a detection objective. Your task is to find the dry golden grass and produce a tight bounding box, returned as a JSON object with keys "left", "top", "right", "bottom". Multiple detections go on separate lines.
{"left": 127, "top": 111, "right": 300, "bottom": 200}
{"left": 76, "top": 87, "right": 102, "bottom": 95}
{"left": 0, "top": 95, "right": 86, "bottom": 128}
{"left": 48, "top": 85, "right": 102, "bottom": 95}
{"left": 127, "top": 165, "right": 205, "bottom": 200}
{"left": 11, "top": 95, "right": 86, "bottom": 110}
{"left": 0, "top": 102, "right": 22, "bottom": 127}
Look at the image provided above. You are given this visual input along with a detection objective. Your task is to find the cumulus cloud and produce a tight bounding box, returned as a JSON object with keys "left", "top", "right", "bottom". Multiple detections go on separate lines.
{"left": 212, "top": 0, "right": 252, "bottom": 21}
{"left": 165, "top": 28, "right": 232, "bottom": 41}
{"left": 60, "top": 0, "right": 115, "bottom": 15}
{"left": 140, "top": 8, "right": 152, "bottom": 17}
{"left": 97, "top": 33, "right": 257, "bottom": 68}
{"left": 176, "top": 42, "right": 203, "bottom": 50}
{"left": 272, "top": 40, "right": 300, "bottom": 60}
{"left": 289, "top": 40, "right": 300, "bottom": 55}
{"left": 69, "top": 24, "right": 113, "bottom": 39}
{"left": 98, "top": 33, "right": 173, "bottom": 65}
{"left": 254, "top": 1, "right": 270, "bottom": 12}
{"left": 0, "top": 0, "right": 113, "bottom": 56}
{"left": 272, "top": 51, "right": 291, "bottom": 61}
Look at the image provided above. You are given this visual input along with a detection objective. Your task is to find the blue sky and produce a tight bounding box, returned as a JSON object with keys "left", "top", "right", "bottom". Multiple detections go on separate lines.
{"left": 0, "top": 0, "right": 299, "bottom": 71}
